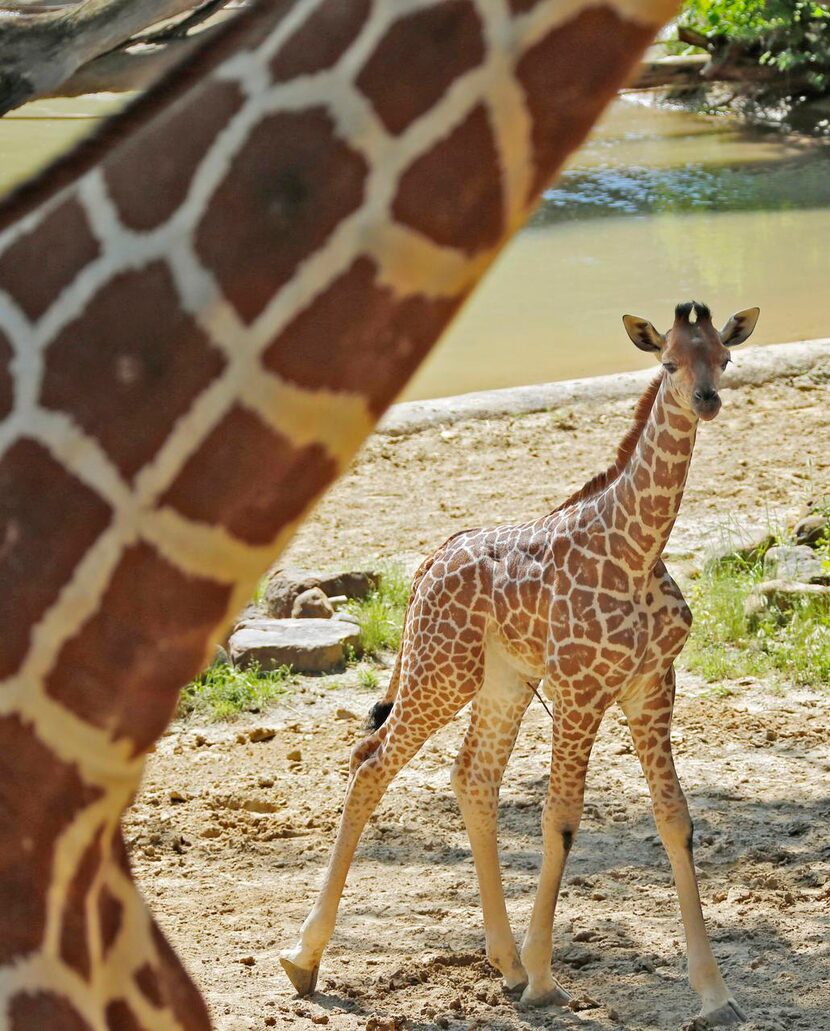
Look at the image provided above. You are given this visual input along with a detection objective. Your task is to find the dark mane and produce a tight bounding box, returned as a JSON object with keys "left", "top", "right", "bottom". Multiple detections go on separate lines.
{"left": 551, "top": 371, "right": 663, "bottom": 514}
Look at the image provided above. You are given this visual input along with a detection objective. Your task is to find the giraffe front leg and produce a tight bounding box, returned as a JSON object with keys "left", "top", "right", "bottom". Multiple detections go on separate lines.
{"left": 451, "top": 664, "right": 532, "bottom": 990}
{"left": 520, "top": 697, "right": 605, "bottom": 1007}
{"left": 622, "top": 669, "right": 745, "bottom": 1026}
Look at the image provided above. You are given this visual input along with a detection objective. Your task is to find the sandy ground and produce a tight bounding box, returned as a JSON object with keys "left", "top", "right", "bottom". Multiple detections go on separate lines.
{"left": 129, "top": 362, "right": 830, "bottom": 1031}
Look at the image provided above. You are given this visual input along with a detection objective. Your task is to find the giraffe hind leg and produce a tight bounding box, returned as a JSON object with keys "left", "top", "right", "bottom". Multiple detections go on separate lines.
{"left": 280, "top": 665, "right": 478, "bottom": 994}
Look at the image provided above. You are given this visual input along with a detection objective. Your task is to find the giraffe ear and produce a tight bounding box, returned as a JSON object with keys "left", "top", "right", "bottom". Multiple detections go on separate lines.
{"left": 622, "top": 315, "right": 664, "bottom": 354}
{"left": 720, "top": 307, "right": 760, "bottom": 347}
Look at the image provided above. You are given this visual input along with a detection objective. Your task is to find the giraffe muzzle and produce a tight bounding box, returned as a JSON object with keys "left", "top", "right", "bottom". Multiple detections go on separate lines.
{"left": 693, "top": 388, "right": 721, "bottom": 421}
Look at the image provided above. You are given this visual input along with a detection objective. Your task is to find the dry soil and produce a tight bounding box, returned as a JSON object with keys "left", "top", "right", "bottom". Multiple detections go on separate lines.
{"left": 129, "top": 362, "right": 830, "bottom": 1031}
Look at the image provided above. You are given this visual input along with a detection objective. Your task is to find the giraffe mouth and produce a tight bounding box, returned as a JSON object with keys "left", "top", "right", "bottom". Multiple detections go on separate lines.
{"left": 695, "top": 398, "right": 722, "bottom": 421}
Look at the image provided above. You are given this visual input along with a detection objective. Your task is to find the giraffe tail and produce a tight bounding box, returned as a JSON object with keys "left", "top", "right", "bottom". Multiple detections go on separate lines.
{"left": 365, "top": 648, "right": 401, "bottom": 731}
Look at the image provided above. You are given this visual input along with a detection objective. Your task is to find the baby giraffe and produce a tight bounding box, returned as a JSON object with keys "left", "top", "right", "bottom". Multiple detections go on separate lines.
{"left": 281, "top": 301, "right": 760, "bottom": 1026}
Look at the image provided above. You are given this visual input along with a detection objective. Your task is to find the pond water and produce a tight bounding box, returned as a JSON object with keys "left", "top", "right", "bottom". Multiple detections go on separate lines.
{"left": 2, "top": 93, "right": 828, "bottom": 401}
{"left": 407, "top": 96, "right": 830, "bottom": 399}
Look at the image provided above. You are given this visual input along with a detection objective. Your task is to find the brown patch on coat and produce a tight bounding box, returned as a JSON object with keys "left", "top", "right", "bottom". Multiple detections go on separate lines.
{"left": 59, "top": 827, "right": 104, "bottom": 979}
{"left": 0, "top": 714, "right": 101, "bottom": 965}
{"left": 0, "top": 439, "right": 112, "bottom": 679}
{"left": 105, "top": 80, "right": 245, "bottom": 231}
{"left": 98, "top": 884, "right": 124, "bottom": 955}
{"left": 9, "top": 992, "right": 93, "bottom": 1031}
{"left": 105, "top": 1000, "right": 147, "bottom": 1031}
{"left": 392, "top": 104, "right": 503, "bottom": 255}
{"left": 356, "top": 1, "right": 484, "bottom": 134}
{"left": 134, "top": 963, "right": 164, "bottom": 1008}
{"left": 195, "top": 106, "right": 368, "bottom": 324}
{"left": 44, "top": 543, "right": 231, "bottom": 755}
{"left": 159, "top": 405, "right": 337, "bottom": 546}
{"left": 0, "top": 197, "right": 99, "bottom": 320}
{"left": 271, "top": 0, "right": 371, "bottom": 81}
{"left": 40, "top": 262, "right": 225, "bottom": 482}
{"left": 263, "top": 256, "right": 460, "bottom": 414}
{"left": 516, "top": 7, "right": 655, "bottom": 199}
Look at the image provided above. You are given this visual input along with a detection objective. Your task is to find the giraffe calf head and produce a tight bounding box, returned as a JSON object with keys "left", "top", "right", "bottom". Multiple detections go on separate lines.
{"left": 622, "top": 301, "right": 760, "bottom": 421}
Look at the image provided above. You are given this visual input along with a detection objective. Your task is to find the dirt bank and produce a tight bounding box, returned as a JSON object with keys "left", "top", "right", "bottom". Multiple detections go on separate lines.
{"left": 130, "top": 355, "right": 830, "bottom": 1030}
{"left": 130, "top": 675, "right": 829, "bottom": 1031}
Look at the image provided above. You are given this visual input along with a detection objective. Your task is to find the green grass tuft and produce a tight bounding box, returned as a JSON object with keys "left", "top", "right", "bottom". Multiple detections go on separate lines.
{"left": 356, "top": 665, "right": 380, "bottom": 690}
{"left": 682, "top": 541, "right": 830, "bottom": 688}
{"left": 179, "top": 661, "right": 294, "bottom": 721}
{"left": 347, "top": 565, "right": 411, "bottom": 657}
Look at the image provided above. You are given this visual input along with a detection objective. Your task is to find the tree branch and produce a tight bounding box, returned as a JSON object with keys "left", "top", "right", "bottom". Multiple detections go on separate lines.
{"left": 46, "top": 25, "right": 221, "bottom": 97}
{"left": 0, "top": 0, "right": 231, "bottom": 114}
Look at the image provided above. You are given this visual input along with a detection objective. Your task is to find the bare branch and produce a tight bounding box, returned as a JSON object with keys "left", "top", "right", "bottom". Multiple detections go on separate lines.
{"left": 46, "top": 25, "right": 221, "bottom": 97}
{"left": 0, "top": 0, "right": 232, "bottom": 114}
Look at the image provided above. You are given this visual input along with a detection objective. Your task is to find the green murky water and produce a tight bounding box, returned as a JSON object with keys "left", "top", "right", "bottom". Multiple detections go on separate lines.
{"left": 408, "top": 97, "right": 830, "bottom": 399}
{"left": 2, "top": 93, "right": 827, "bottom": 401}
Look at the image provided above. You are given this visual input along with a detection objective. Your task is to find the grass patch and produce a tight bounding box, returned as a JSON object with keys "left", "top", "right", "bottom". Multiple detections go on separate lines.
{"left": 356, "top": 665, "right": 380, "bottom": 690}
{"left": 682, "top": 543, "right": 830, "bottom": 688}
{"left": 347, "top": 565, "right": 411, "bottom": 657}
{"left": 179, "top": 661, "right": 294, "bottom": 721}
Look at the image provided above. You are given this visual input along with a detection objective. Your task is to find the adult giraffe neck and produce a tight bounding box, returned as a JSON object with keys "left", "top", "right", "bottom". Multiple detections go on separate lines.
{"left": 0, "top": 1, "right": 680, "bottom": 1026}
{"left": 599, "top": 373, "right": 698, "bottom": 578}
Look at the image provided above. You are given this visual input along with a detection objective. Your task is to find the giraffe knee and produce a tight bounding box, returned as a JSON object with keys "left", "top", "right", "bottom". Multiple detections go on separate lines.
{"left": 349, "top": 734, "right": 381, "bottom": 777}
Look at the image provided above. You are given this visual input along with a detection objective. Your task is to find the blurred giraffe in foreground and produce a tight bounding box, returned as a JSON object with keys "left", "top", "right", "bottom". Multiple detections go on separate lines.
{"left": 0, "top": 0, "right": 677, "bottom": 1026}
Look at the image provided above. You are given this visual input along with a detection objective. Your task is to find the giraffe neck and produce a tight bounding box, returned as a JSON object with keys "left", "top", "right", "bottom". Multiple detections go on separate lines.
{"left": 0, "top": 0, "right": 678, "bottom": 1025}
{"left": 599, "top": 373, "right": 698, "bottom": 577}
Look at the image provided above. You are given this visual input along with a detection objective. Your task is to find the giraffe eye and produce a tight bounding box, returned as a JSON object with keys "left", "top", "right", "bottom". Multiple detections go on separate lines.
{"left": 662, "top": 362, "right": 678, "bottom": 374}
{"left": 721, "top": 356, "right": 731, "bottom": 370}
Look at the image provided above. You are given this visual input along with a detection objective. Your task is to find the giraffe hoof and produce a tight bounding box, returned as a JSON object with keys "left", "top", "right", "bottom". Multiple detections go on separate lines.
{"left": 698, "top": 1000, "right": 746, "bottom": 1026}
{"left": 519, "top": 980, "right": 571, "bottom": 1008}
{"left": 279, "top": 956, "right": 319, "bottom": 997}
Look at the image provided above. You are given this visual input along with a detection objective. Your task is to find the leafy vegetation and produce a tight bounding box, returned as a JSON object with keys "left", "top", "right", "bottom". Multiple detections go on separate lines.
{"left": 681, "top": 530, "right": 830, "bottom": 688}
{"left": 681, "top": 0, "right": 830, "bottom": 92}
{"left": 346, "top": 565, "right": 411, "bottom": 656}
{"left": 179, "top": 661, "right": 294, "bottom": 721}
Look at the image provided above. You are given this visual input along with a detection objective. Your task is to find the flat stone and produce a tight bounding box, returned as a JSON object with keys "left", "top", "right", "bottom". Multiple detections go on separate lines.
{"left": 744, "top": 579, "right": 830, "bottom": 628}
{"left": 229, "top": 618, "right": 361, "bottom": 674}
{"left": 263, "top": 568, "right": 379, "bottom": 618}
{"left": 763, "top": 545, "right": 826, "bottom": 584}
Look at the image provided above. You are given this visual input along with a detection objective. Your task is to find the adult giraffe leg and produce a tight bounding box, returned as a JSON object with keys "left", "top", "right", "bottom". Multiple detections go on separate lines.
{"left": 451, "top": 652, "right": 533, "bottom": 990}
{"left": 280, "top": 672, "right": 477, "bottom": 996}
{"left": 520, "top": 693, "right": 607, "bottom": 1006}
{"left": 621, "top": 667, "right": 745, "bottom": 1026}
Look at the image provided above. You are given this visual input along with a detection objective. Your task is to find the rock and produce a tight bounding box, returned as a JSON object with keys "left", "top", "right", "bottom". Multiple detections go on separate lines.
{"left": 211, "top": 644, "right": 229, "bottom": 667}
{"left": 794, "top": 513, "right": 828, "bottom": 547}
{"left": 708, "top": 530, "right": 774, "bottom": 569}
{"left": 744, "top": 579, "right": 830, "bottom": 628}
{"left": 291, "top": 587, "right": 334, "bottom": 619}
{"left": 229, "top": 618, "right": 362, "bottom": 674}
{"left": 248, "top": 727, "right": 277, "bottom": 743}
{"left": 263, "top": 568, "right": 379, "bottom": 618}
{"left": 335, "top": 708, "right": 358, "bottom": 721}
{"left": 763, "top": 544, "right": 827, "bottom": 584}
{"left": 287, "top": 749, "right": 302, "bottom": 763}
{"left": 239, "top": 955, "right": 256, "bottom": 966}
{"left": 332, "top": 610, "right": 360, "bottom": 627}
